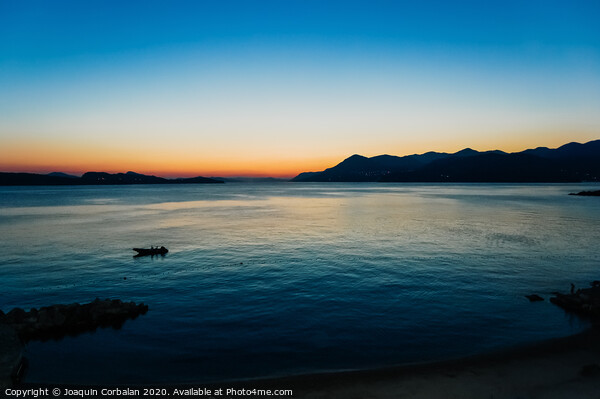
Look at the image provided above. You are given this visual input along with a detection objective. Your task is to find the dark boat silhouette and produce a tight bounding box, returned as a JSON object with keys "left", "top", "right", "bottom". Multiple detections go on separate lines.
{"left": 133, "top": 246, "right": 168, "bottom": 257}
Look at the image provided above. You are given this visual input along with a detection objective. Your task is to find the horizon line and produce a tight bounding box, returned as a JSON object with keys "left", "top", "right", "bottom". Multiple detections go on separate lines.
{"left": 1, "top": 138, "right": 598, "bottom": 179}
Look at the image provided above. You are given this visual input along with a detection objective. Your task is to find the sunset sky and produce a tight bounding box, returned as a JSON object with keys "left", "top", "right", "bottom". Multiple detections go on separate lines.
{"left": 1, "top": 1, "right": 599, "bottom": 177}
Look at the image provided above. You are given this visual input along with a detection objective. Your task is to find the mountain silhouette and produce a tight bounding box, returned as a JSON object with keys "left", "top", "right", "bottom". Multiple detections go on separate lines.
{"left": 0, "top": 171, "right": 224, "bottom": 186}
{"left": 291, "top": 140, "right": 600, "bottom": 182}
{"left": 47, "top": 172, "right": 79, "bottom": 178}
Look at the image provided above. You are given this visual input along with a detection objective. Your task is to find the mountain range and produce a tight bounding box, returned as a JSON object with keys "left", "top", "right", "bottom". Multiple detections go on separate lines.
{"left": 0, "top": 171, "right": 223, "bottom": 186}
{"left": 292, "top": 140, "right": 600, "bottom": 183}
{"left": 2, "top": 140, "right": 599, "bottom": 185}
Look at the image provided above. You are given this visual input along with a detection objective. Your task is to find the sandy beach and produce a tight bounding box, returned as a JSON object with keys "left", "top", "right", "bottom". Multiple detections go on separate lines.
{"left": 226, "top": 327, "right": 600, "bottom": 399}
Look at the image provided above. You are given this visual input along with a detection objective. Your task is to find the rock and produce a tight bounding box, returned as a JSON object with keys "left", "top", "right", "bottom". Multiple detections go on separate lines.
{"left": 569, "top": 190, "right": 600, "bottom": 196}
{"left": 36, "top": 308, "right": 53, "bottom": 328}
{"left": 2, "top": 299, "right": 149, "bottom": 342}
{"left": 525, "top": 294, "right": 544, "bottom": 302}
{"left": 550, "top": 281, "right": 600, "bottom": 320}
{"left": 6, "top": 308, "right": 26, "bottom": 324}
{"left": 0, "top": 324, "right": 24, "bottom": 389}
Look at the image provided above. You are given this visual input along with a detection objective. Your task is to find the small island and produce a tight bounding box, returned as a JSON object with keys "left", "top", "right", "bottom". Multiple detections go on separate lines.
{"left": 570, "top": 190, "right": 600, "bottom": 196}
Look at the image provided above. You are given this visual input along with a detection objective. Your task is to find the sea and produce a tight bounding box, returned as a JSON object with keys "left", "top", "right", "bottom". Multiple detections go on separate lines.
{"left": 1, "top": 183, "right": 599, "bottom": 384}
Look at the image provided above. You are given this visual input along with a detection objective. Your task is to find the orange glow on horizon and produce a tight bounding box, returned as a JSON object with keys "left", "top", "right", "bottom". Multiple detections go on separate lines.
{"left": 1, "top": 133, "right": 597, "bottom": 178}
{"left": 0, "top": 161, "right": 328, "bottom": 179}
{"left": 0, "top": 143, "right": 337, "bottom": 178}
{"left": 0, "top": 138, "right": 333, "bottom": 178}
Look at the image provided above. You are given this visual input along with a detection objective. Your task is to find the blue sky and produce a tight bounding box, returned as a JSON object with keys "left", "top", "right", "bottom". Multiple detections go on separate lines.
{"left": 1, "top": 0, "right": 599, "bottom": 176}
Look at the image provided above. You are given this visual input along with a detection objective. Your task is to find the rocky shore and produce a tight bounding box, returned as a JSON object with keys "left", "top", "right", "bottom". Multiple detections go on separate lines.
{"left": 0, "top": 299, "right": 148, "bottom": 388}
{"left": 1, "top": 299, "right": 148, "bottom": 342}
{"left": 550, "top": 282, "right": 600, "bottom": 319}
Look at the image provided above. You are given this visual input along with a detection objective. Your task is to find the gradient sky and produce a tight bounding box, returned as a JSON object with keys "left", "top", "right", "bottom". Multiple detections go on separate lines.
{"left": 1, "top": 0, "right": 599, "bottom": 177}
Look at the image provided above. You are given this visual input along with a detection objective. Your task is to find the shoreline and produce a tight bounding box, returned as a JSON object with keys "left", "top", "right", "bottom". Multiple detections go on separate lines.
{"left": 9, "top": 281, "right": 600, "bottom": 397}
{"left": 18, "top": 326, "right": 600, "bottom": 398}
{"left": 207, "top": 326, "right": 600, "bottom": 398}
{"left": 7, "top": 283, "right": 600, "bottom": 397}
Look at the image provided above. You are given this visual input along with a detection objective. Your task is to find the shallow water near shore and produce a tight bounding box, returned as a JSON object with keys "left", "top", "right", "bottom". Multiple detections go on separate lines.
{"left": 1, "top": 183, "right": 599, "bottom": 384}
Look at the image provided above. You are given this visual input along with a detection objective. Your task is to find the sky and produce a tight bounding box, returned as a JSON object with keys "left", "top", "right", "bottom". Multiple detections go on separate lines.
{"left": 1, "top": 0, "right": 599, "bottom": 177}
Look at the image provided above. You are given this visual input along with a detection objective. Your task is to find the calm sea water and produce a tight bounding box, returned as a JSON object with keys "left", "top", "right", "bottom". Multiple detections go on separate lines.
{"left": 1, "top": 183, "right": 599, "bottom": 384}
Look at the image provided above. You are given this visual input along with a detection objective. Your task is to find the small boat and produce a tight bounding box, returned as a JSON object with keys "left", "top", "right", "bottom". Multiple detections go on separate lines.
{"left": 133, "top": 246, "right": 168, "bottom": 257}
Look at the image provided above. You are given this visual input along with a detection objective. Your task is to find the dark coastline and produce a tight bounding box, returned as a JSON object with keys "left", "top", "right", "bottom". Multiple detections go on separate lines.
{"left": 8, "top": 273, "right": 600, "bottom": 397}
{"left": 0, "top": 171, "right": 223, "bottom": 186}
{"left": 15, "top": 326, "right": 600, "bottom": 398}
{"left": 232, "top": 326, "right": 600, "bottom": 397}
{"left": 8, "top": 277, "right": 600, "bottom": 396}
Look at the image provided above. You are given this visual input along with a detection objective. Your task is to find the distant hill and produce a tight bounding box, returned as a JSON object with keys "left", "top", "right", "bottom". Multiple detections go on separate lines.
{"left": 0, "top": 173, "right": 84, "bottom": 186}
{"left": 47, "top": 172, "right": 79, "bottom": 178}
{"left": 0, "top": 171, "right": 223, "bottom": 186}
{"left": 291, "top": 140, "right": 600, "bottom": 182}
{"left": 81, "top": 171, "right": 166, "bottom": 184}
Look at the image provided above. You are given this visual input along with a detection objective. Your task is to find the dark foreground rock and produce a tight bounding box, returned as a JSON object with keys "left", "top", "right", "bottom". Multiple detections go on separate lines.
{"left": 569, "top": 190, "right": 600, "bottom": 196}
{"left": 550, "top": 282, "right": 600, "bottom": 321}
{"left": 0, "top": 324, "right": 23, "bottom": 389}
{"left": 525, "top": 294, "right": 544, "bottom": 302}
{"left": 2, "top": 299, "right": 148, "bottom": 342}
{"left": 0, "top": 299, "right": 147, "bottom": 388}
